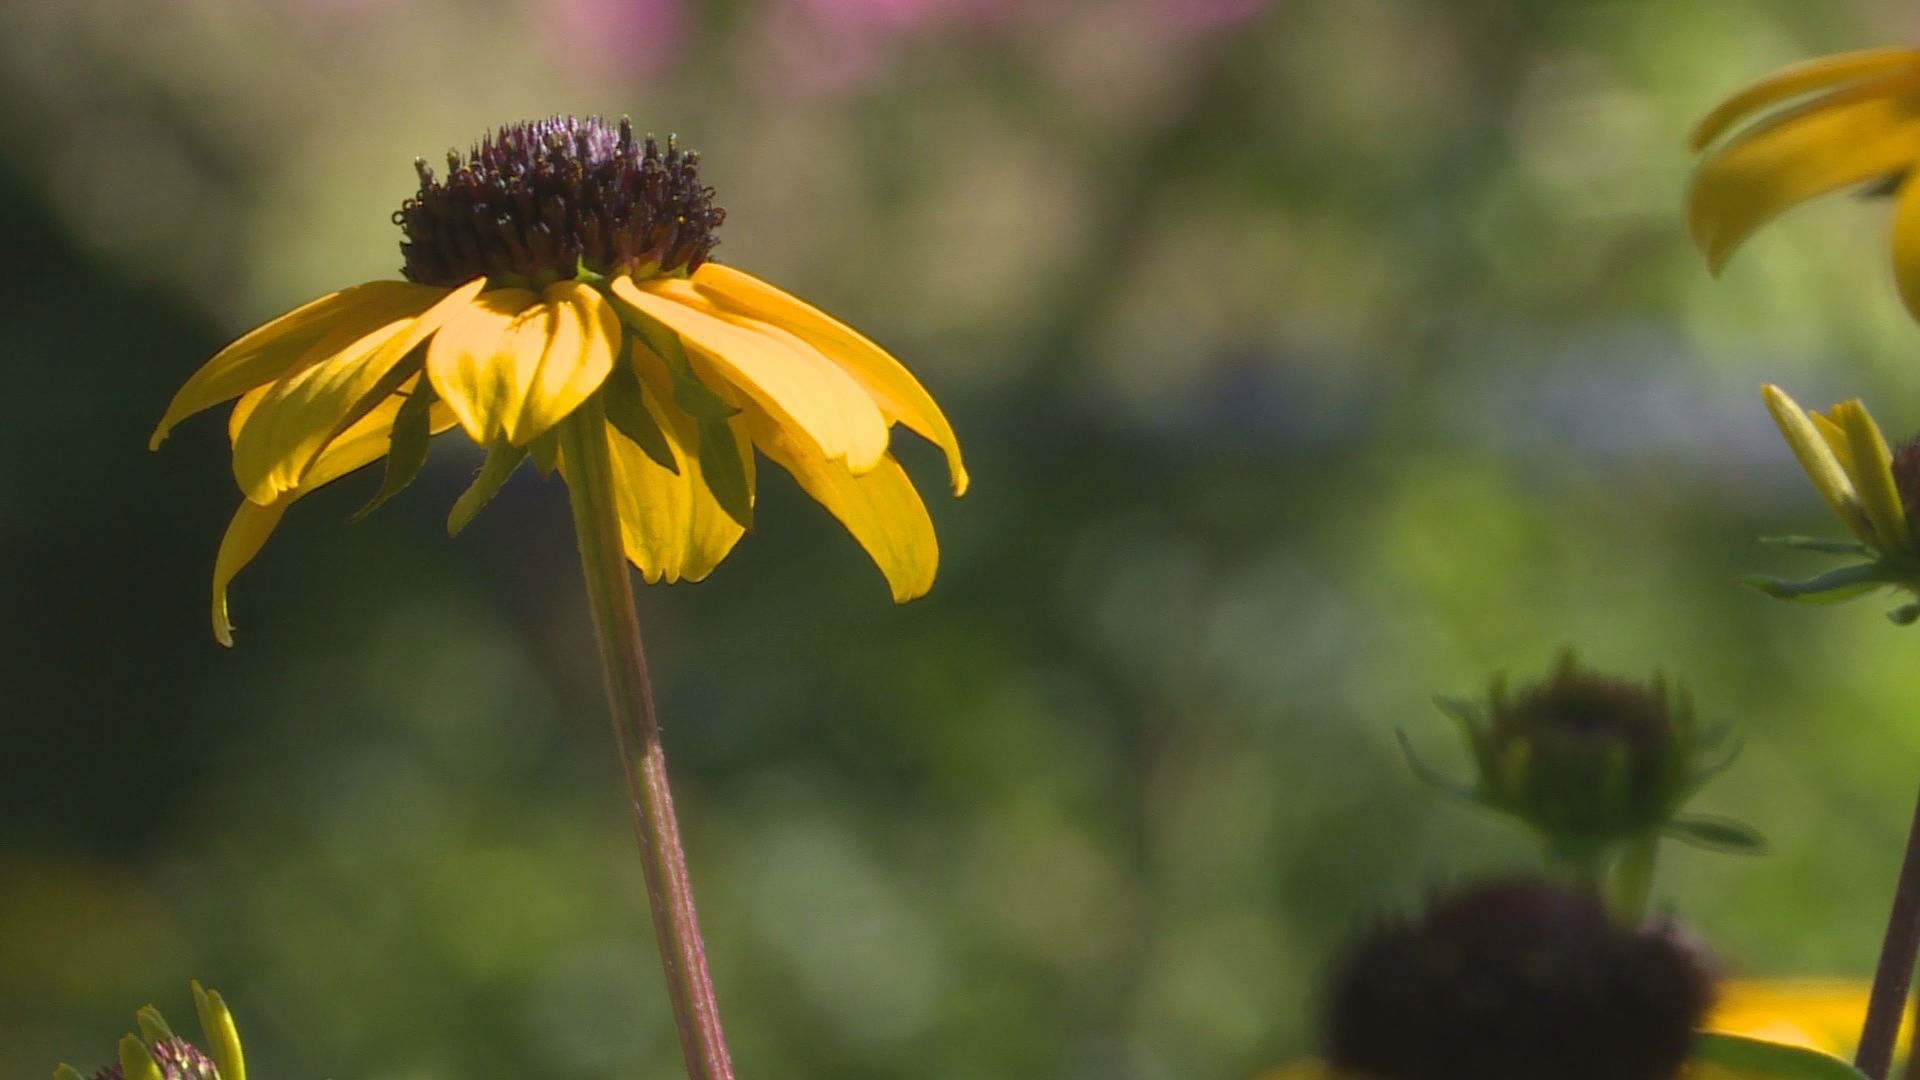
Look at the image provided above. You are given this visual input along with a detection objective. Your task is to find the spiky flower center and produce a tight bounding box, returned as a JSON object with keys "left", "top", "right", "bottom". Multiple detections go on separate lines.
{"left": 395, "top": 116, "right": 724, "bottom": 288}
{"left": 90, "top": 1039, "right": 220, "bottom": 1080}
{"left": 1324, "top": 879, "right": 1714, "bottom": 1080}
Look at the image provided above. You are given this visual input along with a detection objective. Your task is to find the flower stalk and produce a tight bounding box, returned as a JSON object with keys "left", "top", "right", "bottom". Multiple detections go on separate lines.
{"left": 1855, "top": 782, "right": 1920, "bottom": 1079}
{"left": 558, "top": 395, "right": 734, "bottom": 1080}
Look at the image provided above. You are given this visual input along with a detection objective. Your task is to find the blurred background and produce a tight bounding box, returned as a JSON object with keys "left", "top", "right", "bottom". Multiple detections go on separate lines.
{"left": 6, "top": 0, "right": 1920, "bottom": 1076}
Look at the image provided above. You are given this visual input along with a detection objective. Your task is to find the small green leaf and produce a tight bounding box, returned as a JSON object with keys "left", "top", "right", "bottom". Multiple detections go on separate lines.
{"left": 193, "top": 981, "right": 246, "bottom": 1080}
{"left": 135, "top": 1005, "right": 174, "bottom": 1045}
{"left": 600, "top": 363, "right": 678, "bottom": 474}
{"left": 1689, "top": 1031, "right": 1869, "bottom": 1079}
{"left": 54, "top": 1064, "right": 89, "bottom": 1080}
{"left": 448, "top": 441, "right": 529, "bottom": 536}
{"left": 697, "top": 419, "right": 753, "bottom": 529}
{"left": 118, "top": 1036, "right": 164, "bottom": 1080}
{"left": 1741, "top": 562, "right": 1895, "bottom": 603}
{"left": 349, "top": 382, "right": 438, "bottom": 523}
{"left": 1665, "top": 814, "right": 1769, "bottom": 855}
{"left": 1759, "top": 535, "right": 1877, "bottom": 556}
{"left": 527, "top": 428, "right": 560, "bottom": 478}
{"left": 1395, "top": 729, "right": 1477, "bottom": 803}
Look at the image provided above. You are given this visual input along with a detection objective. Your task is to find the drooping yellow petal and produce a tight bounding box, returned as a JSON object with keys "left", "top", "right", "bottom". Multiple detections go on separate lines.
{"left": 1690, "top": 47, "right": 1920, "bottom": 150}
{"left": 230, "top": 279, "right": 482, "bottom": 505}
{"left": 153, "top": 281, "right": 444, "bottom": 448}
{"left": 1891, "top": 172, "right": 1920, "bottom": 322}
{"left": 426, "top": 286, "right": 538, "bottom": 442}
{"left": 210, "top": 381, "right": 456, "bottom": 645}
{"left": 1833, "top": 399, "right": 1913, "bottom": 553}
{"left": 211, "top": 498, "right": 287, "bottom": 647}
{"left": 593, "top": 344, "right": 750, "bottom": 582}
{"left": 742, "top": 403, "right": 938, "bottom": 602}
{"left": 426, "top": 283, "right": 617, "bottom": 446}
{"left": 691, "top": 263, "right": 968, "bottom": 495}
{"left": 1689, "top": 73, "right": 1920, "bottom": 270}
{"left": 609, "top": 274, "right": 889, "bottom": 474}
{"left": 1762, "top": 385, "right": 1877, "bottom": 546}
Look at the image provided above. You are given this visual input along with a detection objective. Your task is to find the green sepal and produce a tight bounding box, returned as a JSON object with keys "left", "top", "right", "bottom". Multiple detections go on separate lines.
{"left": 349, "top": 380, "right": 438, "bottom": 523}
{"left": 1395, "top": 729, "right": 1478, "bottom": 803}
{"left": 1664, "top": 813, "right": 1769, "bottom": 855}
{"left": 193, "top": 981, "right": 246, "bottom": 1080}
{"left": 53, "top": 1064, "right": 88, "bottom": 1080}
{"left": 135, "top": 1005, "right": 174, "bottom": 1045}
{"left": 600, "top": 362, "right": 678, "bottom": 474}
{"left": 614, "top": 304, "right": 739, "bottom": 425}
{"left": 1741, "top": 562, "right": 1896, "bottom": 603}
{"left": 698, "top": 418, "right": 753, "bottom": 529}
{"left": 527, "top": 428, "right": 560, "bottom": 479}
{"left": 448, "top": 440, "right": 529, "bottom": 536}
{"left": 1688, "top": 1031, "right": 1868, "bottom": 1078}
{"left": 118, "top": 1035, "right": 165, "bottom": 1080}
{"left": 1758, "top": 534, "right": 1877, "bottom": 556}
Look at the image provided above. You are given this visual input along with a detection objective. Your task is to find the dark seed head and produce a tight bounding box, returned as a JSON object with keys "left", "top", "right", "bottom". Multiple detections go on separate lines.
{"left": 89, "top": 1038, "right": 221, "bottom": 1080}
{"left": 1323, "top": 879, "right": 1715, "bottom": 1080}
{"left": 395, "top": 116, "right": 725, "bottom": 288}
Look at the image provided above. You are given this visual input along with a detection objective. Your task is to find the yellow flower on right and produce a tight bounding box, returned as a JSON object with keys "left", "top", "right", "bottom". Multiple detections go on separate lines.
{"left": 1689, "top": 46, "right": 1920, "bottom": 317}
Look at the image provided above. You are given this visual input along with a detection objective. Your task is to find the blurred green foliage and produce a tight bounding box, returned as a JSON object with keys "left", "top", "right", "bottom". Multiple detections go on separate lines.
{"left": 8, "top": 1, "right": 1920, "bottom": 1077}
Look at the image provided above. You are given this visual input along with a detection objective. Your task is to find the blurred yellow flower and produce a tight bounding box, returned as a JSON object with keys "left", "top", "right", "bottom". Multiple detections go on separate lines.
{"left": 151, "top": 117, "right": 966, "bottom": 644}
{"left": 1688, "top": 46, "right": 1920, "bottom": 317}
{"left": 1705, "top": 978, "right": 1884, "bottom": 1059}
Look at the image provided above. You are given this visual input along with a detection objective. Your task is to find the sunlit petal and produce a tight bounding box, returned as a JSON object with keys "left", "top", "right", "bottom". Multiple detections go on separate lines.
{"left": 1834, "top": 399, "right": 1912, "bottom": 553}
{"left": 231, "top": 279, "right": 485, "bottom": 505}
{"left": 210, "top": 499, "right": 288, "bottom": 647}
{"left": 1762, "top": 385, "right": 1876, "bottom": 546}
{"left": 426, "top": 287, "right": 539, "bottom": 443}
{"left": 692, "top": 263, "right": 968, "bottom": 495}
{"left": 610, "top": 274, "right": 889, "bottom": 473}
{"left": 1688, "top": 73, "right": 1920, "bottom": 270}
{"left": 742, "top": 403, "right": 937, "bottom": 602}
{"left": 1690, "top": 46, "right": 1920, "bottom": 150}
{"left": 153, "top": 281, "right": 444, "bottom": 448}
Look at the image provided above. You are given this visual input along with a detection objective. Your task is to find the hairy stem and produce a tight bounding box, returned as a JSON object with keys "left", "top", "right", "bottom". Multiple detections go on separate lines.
{"left": 559, "top": 399, "right": 735, "bottom": 1080}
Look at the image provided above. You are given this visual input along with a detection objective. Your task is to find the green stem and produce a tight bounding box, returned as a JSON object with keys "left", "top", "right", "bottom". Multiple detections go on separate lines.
{"left": 1607, "top": 834, "right": 1657, "bottom": 923}
{"left": 558, "top": 398, "right": 735, "bottom": 1080}
{"left": 1856, "top": 781, "right": 1920, "bottom": 1080}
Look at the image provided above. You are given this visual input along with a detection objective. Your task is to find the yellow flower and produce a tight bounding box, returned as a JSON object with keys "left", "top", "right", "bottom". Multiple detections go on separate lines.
{"left": 1752, "top": 384, "right": 1920, "bottom": 619}
{"left": 55, "top": 980, "right": 246, "bottom": 1080}
{"left": 151, "top": 118, "right": 966, "bottom": 645}
{"left": 1705, "top": 978, "right": 1886, "bottom": 1060}
{"left": 1688, "top": 46, "right": 1920, "bottom": 316}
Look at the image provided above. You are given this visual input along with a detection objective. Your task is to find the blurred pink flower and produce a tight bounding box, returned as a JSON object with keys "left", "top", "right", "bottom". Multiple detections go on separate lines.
{"left": 544, "top": 0, "right": 686, "bottom": 79}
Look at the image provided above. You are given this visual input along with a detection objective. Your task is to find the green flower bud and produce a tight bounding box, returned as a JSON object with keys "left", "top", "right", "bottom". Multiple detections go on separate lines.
{"left": 54, "top": 984, "right": 244, "bottom": 1080}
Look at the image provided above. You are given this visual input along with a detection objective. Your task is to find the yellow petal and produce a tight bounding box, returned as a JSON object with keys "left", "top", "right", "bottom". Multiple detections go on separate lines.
{"left": 609, "top": 274, "right": 889, "bottom": 474}
{"left": 1892, "top": 172, "right": 1920, "bottom": 321}
{"left": 210, "top": 381, "right": 456, "bottom": 644}
{"left": 230, "top": 279, "right": 481, "bottom": 504}
{"left": 1689, "top": 73, "right": 1920, "bottom": 270}
{"left": 1706, "top": 978, "right": 1881, "bottom": 1058}
{"left": 212, "top": 498, "right": 287, "bottom": 647}
{"left": 153, "top": 281, "right": 443, "bottom": 448}
{"left": 742, "top": 403, "right": 938, "bottom": 602}
{"left": 691, "top": 263, "right": 968, "bottom": 495}
{"left": 1833, "top": 399, "right": 1912, "bottom": 553}
{"left": 1762, "top": 384, "right": 1876, "bottom": 546}
{"left": 426, "top": 286, "right": 539, "bottom": 442}
{"left": 1690, "top": 47, "right": 1920, "bottom": 150}
{"left": 427, "top": 283, "right": 616, "bottom": 446}
{"left": 596, "top": 345, "right": 750, "bottom": 582}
